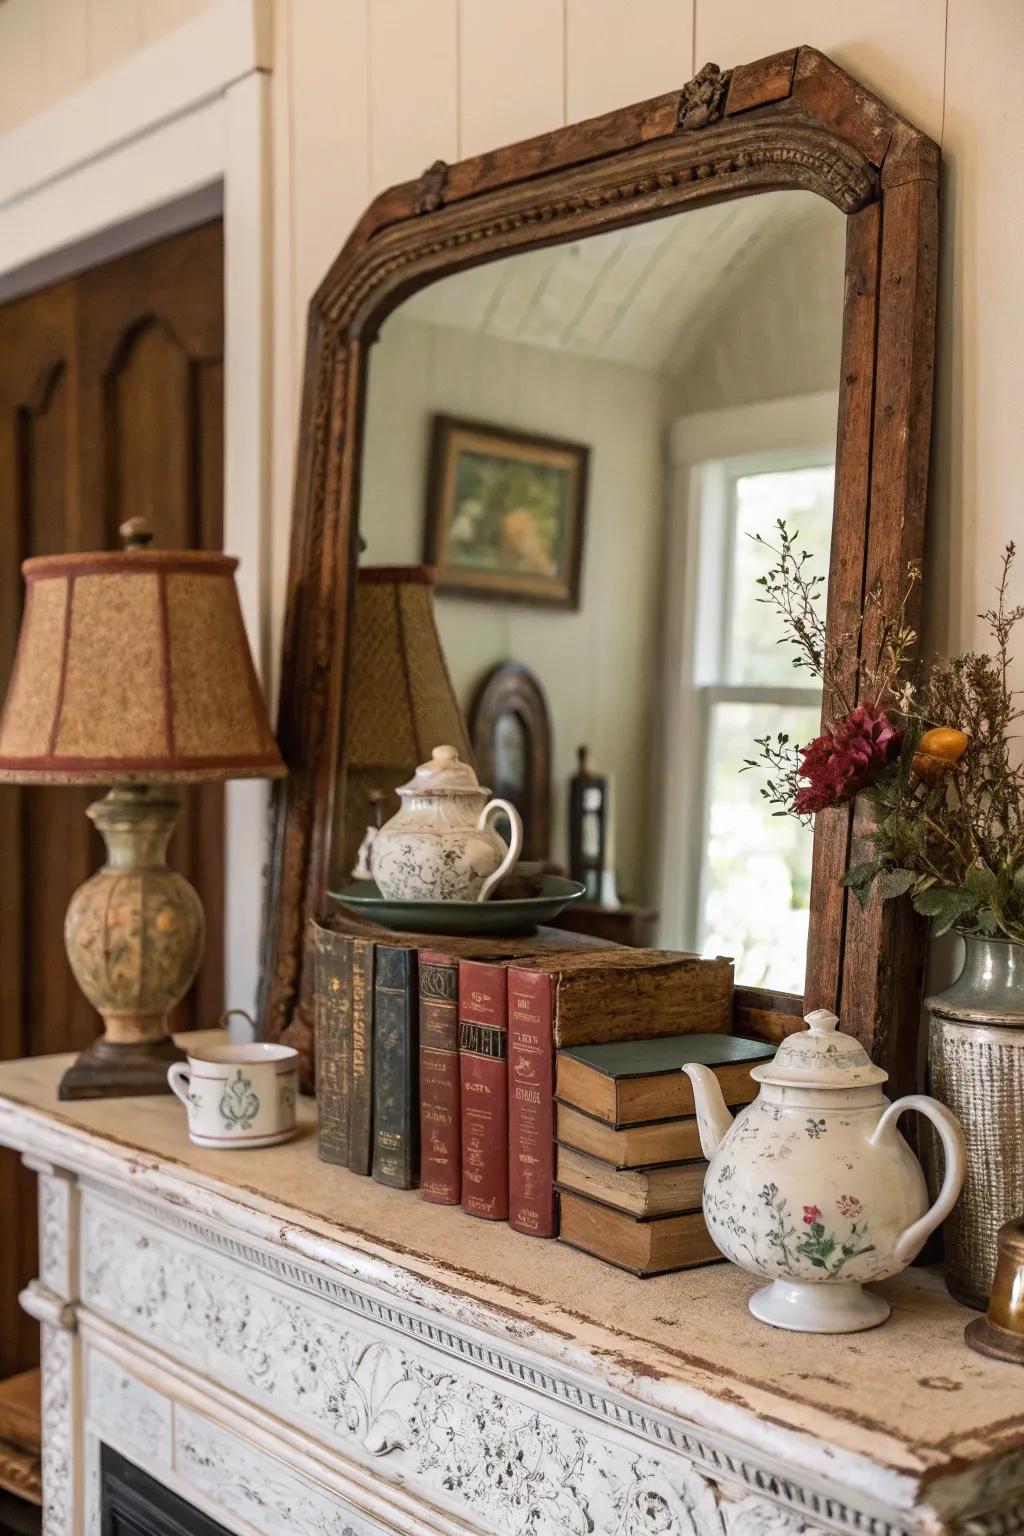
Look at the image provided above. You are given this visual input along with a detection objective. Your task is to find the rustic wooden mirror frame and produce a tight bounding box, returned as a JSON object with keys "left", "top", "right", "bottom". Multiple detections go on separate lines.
{"left": 259, "top": 46, "right": 938, "bottom": 1095}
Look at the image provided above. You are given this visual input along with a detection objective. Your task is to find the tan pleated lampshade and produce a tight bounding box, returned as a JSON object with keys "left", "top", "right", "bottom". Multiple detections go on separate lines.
{"left": 335, "top": 566, "right": 471, "bottom": 880}
{"left": 0, "top": 546, "right": 285, "bottom": 784}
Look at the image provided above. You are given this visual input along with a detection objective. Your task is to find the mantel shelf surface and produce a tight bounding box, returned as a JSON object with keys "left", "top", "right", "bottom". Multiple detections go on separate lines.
{"left": 1, "top": 1041, "right": 1022, "bottom": 1536}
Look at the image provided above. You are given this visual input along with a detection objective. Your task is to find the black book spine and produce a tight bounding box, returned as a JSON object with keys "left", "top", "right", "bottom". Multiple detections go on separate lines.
{"left": 347, "top": 937, "right": 375, "bottom": 1175}
{"left": 313, "top": 923, "right": 353, "bottom": 1166}
{"left": 372, "top": 945, "right": 419, "bottom": 1189}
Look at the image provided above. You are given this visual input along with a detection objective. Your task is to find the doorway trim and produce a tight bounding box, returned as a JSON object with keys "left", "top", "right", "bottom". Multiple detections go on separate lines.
{"left": 0, "top": 0, "right": 274, "bottom": 1017}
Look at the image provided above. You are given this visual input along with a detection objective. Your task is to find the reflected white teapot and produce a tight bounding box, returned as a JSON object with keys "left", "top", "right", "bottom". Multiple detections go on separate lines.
{"left": 371, "top": 745, "right": 523, "bottom": 903}
{"left": 683, "top": 1010, "right": 966, "bottom": 1333}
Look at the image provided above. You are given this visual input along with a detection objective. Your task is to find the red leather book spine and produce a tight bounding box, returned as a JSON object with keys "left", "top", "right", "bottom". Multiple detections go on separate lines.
{"left": 459, "top": 959, "right": 509, "bottom": 1221}
{"left": 507, "top": 967, "right": 556, "bottom": 1238}
{"left": 418, "top": 950, "right": 461, "bottom": 1204}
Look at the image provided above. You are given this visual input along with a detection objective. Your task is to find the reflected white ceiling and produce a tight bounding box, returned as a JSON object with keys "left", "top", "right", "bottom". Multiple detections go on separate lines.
{"left": 396, "top": 190, "right": 845, "bottom": 377}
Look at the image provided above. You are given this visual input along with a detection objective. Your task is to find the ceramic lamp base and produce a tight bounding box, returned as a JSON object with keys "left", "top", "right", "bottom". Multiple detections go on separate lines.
{"left": 59, "top": 1034, "right": 186, "bottom": 1101}
{"left": 60, "top": 785, "right": 205, "bottom": 1100}
{"left": 748, "top": 1279, "right": 890, "bottom": 1333}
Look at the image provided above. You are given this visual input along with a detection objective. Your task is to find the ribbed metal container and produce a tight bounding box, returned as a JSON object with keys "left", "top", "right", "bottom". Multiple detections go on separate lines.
{"left": 926, "top": 936, "right": 1024, "bottom": 1309}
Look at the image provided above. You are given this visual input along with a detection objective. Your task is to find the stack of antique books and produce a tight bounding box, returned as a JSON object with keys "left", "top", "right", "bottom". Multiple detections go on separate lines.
{"left": 312, "top": 913, "right": 740, "bottom": 1251}
{"left": 553, "top": 1034, "right": 774, "bottom": 1274}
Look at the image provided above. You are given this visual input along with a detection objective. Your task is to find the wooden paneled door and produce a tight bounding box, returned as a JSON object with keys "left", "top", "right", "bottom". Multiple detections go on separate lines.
{"left": 0, "top": 221, "right": 225, "bottom": 1376}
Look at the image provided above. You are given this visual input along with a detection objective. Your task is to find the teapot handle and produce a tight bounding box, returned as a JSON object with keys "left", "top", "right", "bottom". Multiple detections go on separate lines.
{"left": 476, "top": 800, "right": 523, "bottom": 902}
{"left": 870, "top": 1095, "right": 966, "bottom": 1265}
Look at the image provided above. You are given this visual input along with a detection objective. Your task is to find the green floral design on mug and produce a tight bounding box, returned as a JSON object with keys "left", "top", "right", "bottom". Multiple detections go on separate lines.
{"left": 219, "top": 1069, "right": 260, "bottom": 1130}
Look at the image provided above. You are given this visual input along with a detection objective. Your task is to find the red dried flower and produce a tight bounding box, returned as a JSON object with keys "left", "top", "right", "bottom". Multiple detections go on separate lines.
{"left": 803, "top": 1205, "right": 822, "bottom": 1225}
{"left": 793, "top": 700, "right": 903, "bottom": 815}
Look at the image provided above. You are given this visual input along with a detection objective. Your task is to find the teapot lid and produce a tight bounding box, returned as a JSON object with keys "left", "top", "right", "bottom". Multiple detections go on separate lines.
{"left": 398, "top": 745, "right": 485, "bottom": 796}
{"left": 750, "top": 1010, "right": 888, "bottom": 1089}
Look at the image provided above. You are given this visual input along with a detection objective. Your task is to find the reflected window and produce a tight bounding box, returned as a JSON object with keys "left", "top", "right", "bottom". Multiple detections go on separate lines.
{"left": 695, "top": 459, "right": 834, "bottom": 992}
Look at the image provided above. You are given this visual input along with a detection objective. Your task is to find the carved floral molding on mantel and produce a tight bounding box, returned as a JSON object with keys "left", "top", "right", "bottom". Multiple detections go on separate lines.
{"left": 78, "top": 1197, "right": 886, "bottom": 1536}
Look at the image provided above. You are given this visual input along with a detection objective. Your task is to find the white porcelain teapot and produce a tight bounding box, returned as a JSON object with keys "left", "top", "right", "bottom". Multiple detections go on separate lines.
{"left": 370, "top": 745, "right": 523, "bottom": 903}
{"left": 683, "top": 1010, "right": 966, "bottom": 1333}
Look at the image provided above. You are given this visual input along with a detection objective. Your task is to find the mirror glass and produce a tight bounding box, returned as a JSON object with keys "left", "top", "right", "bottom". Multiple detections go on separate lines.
{"left": 354, "top": 189, "right": 846, "bottom": 992}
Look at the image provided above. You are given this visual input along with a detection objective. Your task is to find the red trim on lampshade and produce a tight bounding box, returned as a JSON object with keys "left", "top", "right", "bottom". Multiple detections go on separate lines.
{"left": 227, "top": 575, "right": 275, "bottom": 756}
{"left": 47, "top": 572, "right": 75, "bottom": 757}
{"left": 0, "top": 750, "right": 286, "bottom": 783}
{"left": 23, "top": 551, "right": 238, "bottom": 580}
{"left": 156, "top": 570, "right": 176, "bottom": 757}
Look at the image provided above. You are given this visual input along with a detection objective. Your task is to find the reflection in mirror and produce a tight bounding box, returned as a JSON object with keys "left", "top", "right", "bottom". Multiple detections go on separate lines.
{"left": 356, "top": 189, "right": 846, "bottom": 991}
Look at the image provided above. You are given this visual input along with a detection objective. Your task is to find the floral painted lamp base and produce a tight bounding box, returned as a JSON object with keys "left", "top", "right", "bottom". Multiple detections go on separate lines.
{"left": 749, "top": 1278, "right": 891, "bottom": 1333}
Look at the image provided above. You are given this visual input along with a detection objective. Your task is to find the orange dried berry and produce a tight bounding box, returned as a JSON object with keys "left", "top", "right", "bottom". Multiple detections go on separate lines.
{"left": 913, "top": 727, "right": 969, "bottom": 783}
{"left": 919, "top": 727, "right": 969, "bottom": 761}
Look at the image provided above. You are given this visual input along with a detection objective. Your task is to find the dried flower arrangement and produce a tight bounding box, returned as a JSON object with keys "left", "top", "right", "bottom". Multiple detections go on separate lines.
{"left": 747, "top": 525, "right": 1024, "bottom": 940}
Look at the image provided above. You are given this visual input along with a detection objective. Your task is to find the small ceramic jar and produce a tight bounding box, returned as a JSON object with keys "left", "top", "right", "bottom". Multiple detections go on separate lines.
{"left": 371, "top": 745, "right": 523, "bottom": 902}
{"left": 683, "top": 1010, "right": 966, "bottom": 1333}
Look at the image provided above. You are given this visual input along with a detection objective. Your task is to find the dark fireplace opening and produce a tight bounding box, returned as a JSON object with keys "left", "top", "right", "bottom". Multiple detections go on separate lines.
{"left": 100, "top": 1446, "right": 233, "bottom": 1536}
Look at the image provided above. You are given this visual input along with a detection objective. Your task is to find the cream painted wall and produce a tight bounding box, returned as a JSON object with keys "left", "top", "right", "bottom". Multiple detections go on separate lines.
{"left": 359, "top": 315, "right": 665, "bottom": 896}
{"left": 0, "top": 0, "right": 218, "bottom": 131}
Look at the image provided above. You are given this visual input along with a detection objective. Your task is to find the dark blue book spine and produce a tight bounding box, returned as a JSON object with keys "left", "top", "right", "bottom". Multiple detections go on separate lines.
{"left": 372, "top": 945, "right": 419, "bottom": 1189}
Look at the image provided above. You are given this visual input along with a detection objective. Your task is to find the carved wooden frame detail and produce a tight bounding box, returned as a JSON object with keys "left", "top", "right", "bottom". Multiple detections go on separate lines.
{"left": 469, "top": 662, "right": 553, "bottom": 863}
{"left": 259, "top": 47, "right": 939, "bottom": 1097}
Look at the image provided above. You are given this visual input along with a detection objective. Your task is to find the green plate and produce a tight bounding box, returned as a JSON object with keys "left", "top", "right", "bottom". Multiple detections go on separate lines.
{"left": 328, "top": 876, "right": 586, "bottom": 936}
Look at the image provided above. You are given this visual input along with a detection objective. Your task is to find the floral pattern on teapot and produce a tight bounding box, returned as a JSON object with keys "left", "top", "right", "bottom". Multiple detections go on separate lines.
{"left": 371, "top": 745, "right": 523, "bottom": 903}
{"left": 684, "top": 1010, "right": 967, "bottom": 1332}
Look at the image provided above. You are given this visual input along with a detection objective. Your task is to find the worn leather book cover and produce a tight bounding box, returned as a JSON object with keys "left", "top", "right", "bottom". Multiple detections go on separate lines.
{"left": 418, "top": 950, "right": 462, "bottom": 1204}
{"left": 347, "top": 937, "right": 375, "bottom": 1175}
{"left": 459, "top": 958, "right": 510, "bottom": 1220}
{"left": 516, "top": 950, "right": 734, "bottom": 1048}
{"left": 312, "top": 919, "right": 352, "bottom": 1166}
{"left": 507, "top": 966, "right": 556, "bottom": 1238}
{"left": 372, "top": 945, "right": 419, "bottom": 1189}
{"left": 557, "top": 1189, "right": 720, "bottom": 1276}
{"left": 554, "top": 1144, "right": 707, "bottom": 1218}
{"left": 554, "top": 1102, "right": 706, "bottom": 1169}
{"left": 556, "top": 1033, "right": 774, "bottom": 1126}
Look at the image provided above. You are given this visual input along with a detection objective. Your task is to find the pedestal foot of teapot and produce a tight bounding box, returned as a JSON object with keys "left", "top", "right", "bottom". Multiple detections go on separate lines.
{"left": 748, "top": 1280, "right": 890, "bottom": 1333}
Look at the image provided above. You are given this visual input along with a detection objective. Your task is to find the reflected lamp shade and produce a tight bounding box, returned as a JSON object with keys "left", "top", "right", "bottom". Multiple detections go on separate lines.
{"left": 336, "top": 566, "right": 471, "bottom": 882}
{"left": 0, "top": 548, "right": 285, "bottom": 784}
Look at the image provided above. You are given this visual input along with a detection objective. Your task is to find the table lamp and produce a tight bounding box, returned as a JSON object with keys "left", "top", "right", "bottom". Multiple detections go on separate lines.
{"left": 0, "top": 520, "right": 285, "bottom": 1100}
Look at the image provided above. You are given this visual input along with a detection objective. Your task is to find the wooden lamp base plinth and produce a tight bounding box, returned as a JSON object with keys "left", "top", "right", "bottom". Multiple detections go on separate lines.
{"left": 59, "top": 1034, "right": 186, "bottom": 1101}
{"left": 61, "top": 785, "right": 205, "bottom": 1100}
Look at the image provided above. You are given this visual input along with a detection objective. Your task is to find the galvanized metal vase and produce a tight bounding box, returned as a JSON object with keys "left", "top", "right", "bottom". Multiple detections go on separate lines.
{"left": 926, "top": 935, "right": 1024, "bottom": 1309}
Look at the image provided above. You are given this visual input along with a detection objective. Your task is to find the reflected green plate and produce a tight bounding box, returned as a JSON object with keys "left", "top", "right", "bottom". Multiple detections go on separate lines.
{"left": 328, "top": 876, "right": 586, "bottom": 936}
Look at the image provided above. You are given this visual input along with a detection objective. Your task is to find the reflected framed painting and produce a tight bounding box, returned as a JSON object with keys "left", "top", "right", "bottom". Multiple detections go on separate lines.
{"left": 424, "top": 414, "right": 589, "bottom": 608}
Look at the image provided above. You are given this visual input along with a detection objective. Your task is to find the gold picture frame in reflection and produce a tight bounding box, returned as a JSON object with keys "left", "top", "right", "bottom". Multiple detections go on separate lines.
{"left": 424, "top": 414, "right": 589, "bottom": 609}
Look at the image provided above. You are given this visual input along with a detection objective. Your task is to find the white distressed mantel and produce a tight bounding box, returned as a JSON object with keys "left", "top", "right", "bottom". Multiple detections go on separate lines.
{"left": 0, "top": 1049, "right": 1022, "bottom": 1536}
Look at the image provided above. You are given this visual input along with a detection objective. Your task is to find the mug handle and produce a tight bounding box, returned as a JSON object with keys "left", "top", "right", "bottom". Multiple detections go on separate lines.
{"left": 167, "top": 1063, "right": 191, "bottom": 1105}
{"left": 870, "top": 1094, "right": 966, "bottom": 1265}
{"left": 476, "top": 799, "right": 523, "bottom": 902}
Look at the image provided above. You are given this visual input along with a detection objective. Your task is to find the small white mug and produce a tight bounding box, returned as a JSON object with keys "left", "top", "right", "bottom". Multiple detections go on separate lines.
{"left": 167, "top": 1042, "right": 298, "bottom": 1149}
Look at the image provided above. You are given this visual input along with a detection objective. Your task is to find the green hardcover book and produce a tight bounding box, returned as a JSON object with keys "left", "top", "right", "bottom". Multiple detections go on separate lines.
{"left": 347, "top": 936, "right": 375, "bottom": 1175}
{"left": 372, "top": 945, "right": 420, "bottom": 1189}
{"left": 313, "top": 920, "right": 353, "bottom": 1166}
{"left": 556, "top": 1034, "right": 774, "bottom": 1127}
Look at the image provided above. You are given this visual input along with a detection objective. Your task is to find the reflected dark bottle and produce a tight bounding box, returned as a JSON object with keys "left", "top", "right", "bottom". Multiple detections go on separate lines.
{"left": 569, "top": 746, "right": 606, "bottom": 901}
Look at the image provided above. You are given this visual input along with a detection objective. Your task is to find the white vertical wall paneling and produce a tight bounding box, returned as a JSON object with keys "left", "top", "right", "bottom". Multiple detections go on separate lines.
{"left": 41, "top": 0, "right": 89, "bottom": 105}
{"left": 224, "top": 65, "right": 275, "bottom": 1018}
{"left": 932, "top": 0, "right": 1024, "bottom": 665}
{"left": 457, "top": 0, "right": 566, "bottom": 158}
{"left": 565, "top": 0, "right": 694, "bottom": 122}
{"left": 368, "top": 0, "right": 458, "bottom": 192}
{"left": 695, "top": 0, "right": 946, "bottom": 144}
{"left": 0, "top": 0, "right": 45, "bottom": 134}
{"left": 85, "top": 0, "right": 145, "bottom": 77}
{"left": 287, "top": 0, "right": 371, "bottom": 365}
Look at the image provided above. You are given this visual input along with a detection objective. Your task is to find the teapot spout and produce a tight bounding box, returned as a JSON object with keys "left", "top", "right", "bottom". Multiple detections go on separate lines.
{"left": 682, "top": 1063, "right": 734, "bottom": 1158}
